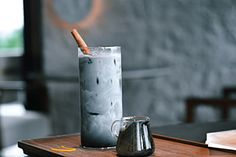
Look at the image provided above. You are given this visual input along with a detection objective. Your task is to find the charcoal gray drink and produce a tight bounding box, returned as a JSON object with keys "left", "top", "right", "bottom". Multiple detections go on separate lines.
{"left": 79, "top": 46, "right": 122, "bottom": 148}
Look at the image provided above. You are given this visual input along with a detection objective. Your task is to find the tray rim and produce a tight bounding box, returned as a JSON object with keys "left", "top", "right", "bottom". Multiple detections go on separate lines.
{"left": 18, "top": 133, "right": 236, "bottom": 156}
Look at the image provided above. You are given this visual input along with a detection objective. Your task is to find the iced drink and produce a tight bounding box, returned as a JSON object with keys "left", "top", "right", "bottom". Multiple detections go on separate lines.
{"left": 79, "top": 46, "right": 123, "bottom": 148}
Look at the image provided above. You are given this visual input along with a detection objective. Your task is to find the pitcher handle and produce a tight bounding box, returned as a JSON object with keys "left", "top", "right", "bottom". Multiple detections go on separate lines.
{"left": 111, "top": 120, "right": 121, "bottom": 138}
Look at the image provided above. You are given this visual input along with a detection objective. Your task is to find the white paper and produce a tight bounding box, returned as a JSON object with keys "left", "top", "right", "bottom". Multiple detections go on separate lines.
{"left": 206, "top": 129, "right": 236, "bottom": 151}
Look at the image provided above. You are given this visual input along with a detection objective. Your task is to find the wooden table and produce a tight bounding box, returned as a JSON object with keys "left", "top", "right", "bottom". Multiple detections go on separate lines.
{"left": 17, "top": 121, "right": 236, "bottom": 157}
{"left": 185, "top": 98, "right": 236, "bottom": 122}
{"left": 18, "top": 133, "right": 236, "bottom": 157}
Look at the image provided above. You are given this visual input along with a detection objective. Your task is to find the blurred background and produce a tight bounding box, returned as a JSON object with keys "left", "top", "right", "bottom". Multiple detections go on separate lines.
{"left": 1, "top": 0, "right": 236, "bottom": 155}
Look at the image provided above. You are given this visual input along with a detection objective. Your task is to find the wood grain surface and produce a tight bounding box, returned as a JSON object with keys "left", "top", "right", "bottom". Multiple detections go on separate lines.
{"left": 18, "top": 134, "right": 236, "bottom": 157}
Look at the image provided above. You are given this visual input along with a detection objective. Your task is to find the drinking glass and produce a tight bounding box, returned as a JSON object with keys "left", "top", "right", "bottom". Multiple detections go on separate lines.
{"left": 78, "top": 46, "right": 123, "bottom": 148}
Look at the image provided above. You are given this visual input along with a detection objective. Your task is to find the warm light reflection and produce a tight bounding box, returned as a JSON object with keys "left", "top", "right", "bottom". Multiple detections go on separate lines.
{"left": 47, "top": 0, "right": 104, "bottom": 30}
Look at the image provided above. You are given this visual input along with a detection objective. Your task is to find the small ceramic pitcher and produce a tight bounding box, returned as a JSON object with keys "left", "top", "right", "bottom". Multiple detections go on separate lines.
{"left": 111, "top": 116, "right": 155, "bottom": 156}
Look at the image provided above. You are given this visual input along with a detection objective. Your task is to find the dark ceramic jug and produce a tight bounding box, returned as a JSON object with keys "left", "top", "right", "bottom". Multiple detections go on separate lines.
{"left": 112, "top": 116, "right": 155, "bottom": 156}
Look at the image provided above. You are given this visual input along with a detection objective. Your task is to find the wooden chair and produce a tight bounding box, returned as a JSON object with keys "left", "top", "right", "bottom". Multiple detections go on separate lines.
{"left": 185, "top": 87, "right": 236, "bottom": 123}
{"left": 185, "top": 98, "right": 236, "bottom": 123}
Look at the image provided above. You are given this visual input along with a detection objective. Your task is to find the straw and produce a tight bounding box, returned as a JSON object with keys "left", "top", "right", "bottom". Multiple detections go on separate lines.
{"left": 71, "top": 29, "right": 90, "bottom": 54}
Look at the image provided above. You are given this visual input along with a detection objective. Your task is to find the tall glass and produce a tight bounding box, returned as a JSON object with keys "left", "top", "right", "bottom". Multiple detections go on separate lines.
{"left": 78, "top": 46, "right": 123, "bottom": 148}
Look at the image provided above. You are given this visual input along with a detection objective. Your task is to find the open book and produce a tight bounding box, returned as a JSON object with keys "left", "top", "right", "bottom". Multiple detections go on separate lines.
{"left": 206, "top": 129, "right": 236, "bottom": 151}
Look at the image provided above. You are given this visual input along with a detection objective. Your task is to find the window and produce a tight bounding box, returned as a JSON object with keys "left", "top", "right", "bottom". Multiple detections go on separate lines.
{"left": 0, "top": 0, "right": 24, "bottom": 57}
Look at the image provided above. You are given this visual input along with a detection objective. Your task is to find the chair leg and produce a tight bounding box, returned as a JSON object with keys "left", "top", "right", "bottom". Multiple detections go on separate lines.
{"left": 186, "top": 102, "right": 194, "bottom": 123}
{"left": 222, "top": 103, "right": 229, "bottom": 120}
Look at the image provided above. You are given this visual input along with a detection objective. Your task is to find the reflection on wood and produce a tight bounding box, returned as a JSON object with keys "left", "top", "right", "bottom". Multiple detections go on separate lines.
{"left": 46, "top": 0, "right": 105, "bottom": 30}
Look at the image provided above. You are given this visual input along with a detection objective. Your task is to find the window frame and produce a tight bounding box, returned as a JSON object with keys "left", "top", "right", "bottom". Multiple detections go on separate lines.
{"left": 23, "top": 0, "right": 48, "bottom": 112}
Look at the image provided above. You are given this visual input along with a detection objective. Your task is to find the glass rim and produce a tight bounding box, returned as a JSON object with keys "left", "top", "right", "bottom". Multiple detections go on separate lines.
{"left": 122, "top": 116, "right": 150, "bottom": 122}
{"left": 78, "top": 46, "right": 121, "bottom": 57}
{"left": 78, "top": 46, "right": 120, "bottom": 51}
{"left": 86, "top": 46, "right": 120, "bottom": 49}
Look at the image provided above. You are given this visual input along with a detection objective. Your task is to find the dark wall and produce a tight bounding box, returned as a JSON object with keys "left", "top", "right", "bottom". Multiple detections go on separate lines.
{"left": 43, "top": 0, "right": 236, "bottom": 134}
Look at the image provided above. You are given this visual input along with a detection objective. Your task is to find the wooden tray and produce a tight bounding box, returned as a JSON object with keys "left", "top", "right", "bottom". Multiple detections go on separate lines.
{"left": 18, "top": 134, "right": 236, "bottom": 157}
